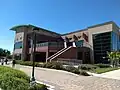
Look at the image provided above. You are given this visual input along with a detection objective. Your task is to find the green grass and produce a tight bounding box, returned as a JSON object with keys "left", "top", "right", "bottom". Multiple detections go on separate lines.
{"left": 90, "top": 67, "right": 120, "bottom": 74}
{"left": 0, "top": 65, "right": 47, "bottom": 90}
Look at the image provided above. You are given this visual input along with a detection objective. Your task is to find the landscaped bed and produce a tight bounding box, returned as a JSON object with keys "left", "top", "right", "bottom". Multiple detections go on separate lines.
{"left": 15, "top": 60, "right": 120, "bottom": 76}
{"left": 16, "top": 60, "right": 90, "bottom": 76}
{"left": 78, "top": 64, "right": 120, "bottom": 74}
{"left": 0, "top": 65, "right": 47, "bottom": 90}
{"left": 90, "top": 67, "right": 120, "bottom": 74}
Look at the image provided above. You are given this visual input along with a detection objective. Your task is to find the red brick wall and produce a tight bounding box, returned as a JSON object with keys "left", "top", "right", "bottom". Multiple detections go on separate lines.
{"left": 57, "top": 47, "right": 77, "bottom": 59}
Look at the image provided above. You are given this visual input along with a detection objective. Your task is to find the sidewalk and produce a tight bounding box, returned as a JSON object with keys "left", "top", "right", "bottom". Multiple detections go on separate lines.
{"left": 99, "top": 69, "right": 120, "bottom": 80}
{"left": 88, "top": 69, "right": 120, "bottom": 80}
{"left": 3, "top": 64, "right": 120, "bottom": 90}
{"left": 4, "top": 64, "right": 56, "bottom": 90}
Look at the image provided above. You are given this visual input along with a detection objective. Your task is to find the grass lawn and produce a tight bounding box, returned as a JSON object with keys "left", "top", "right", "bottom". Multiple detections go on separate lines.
{"left": 0, "top": 65, "right": 48, "bottom": 90}
{"left": 90, "top": 67, "right": 120, "bottom": 74}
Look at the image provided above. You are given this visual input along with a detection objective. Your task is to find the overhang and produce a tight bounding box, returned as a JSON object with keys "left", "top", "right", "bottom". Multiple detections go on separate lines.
{"left": 10, "top": 24, "right": 61, "bottom": 37}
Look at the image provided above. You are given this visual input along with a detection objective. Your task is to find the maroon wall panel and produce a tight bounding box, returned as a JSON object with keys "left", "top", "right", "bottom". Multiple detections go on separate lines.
{"left": 57, "top": 47, "right": 77, "bottom": 59}
{"left": 29, "top": 46, "right": 48, "bottom": 53}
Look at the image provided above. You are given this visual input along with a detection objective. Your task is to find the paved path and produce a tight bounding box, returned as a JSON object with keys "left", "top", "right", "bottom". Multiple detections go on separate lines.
{"left": 99, "top": 69, "right": 120, "bottom": 80}
{"left": 6, "top": 64, "right": 120, "bottom": 90}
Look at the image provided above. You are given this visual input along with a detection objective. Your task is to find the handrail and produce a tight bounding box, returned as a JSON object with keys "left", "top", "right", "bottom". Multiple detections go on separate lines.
{"left": 46, "top": 47, "right": 67, "bottom": 61}
{"left": 49, "top": 46, "right": 73, "bottom": 62}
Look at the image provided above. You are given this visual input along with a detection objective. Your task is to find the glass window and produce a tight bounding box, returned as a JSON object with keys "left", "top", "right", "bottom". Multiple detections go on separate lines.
{"left": 93, "top": 32, "right": 111, "bottom": 63}
{"left": 75, "top": 40, "right": 83, "bottom": 47}
{"left": 14, "top": 41, "right": 22, "bottom": 49}
{"left": 111, "top": 32, "right": 119, "bottom": 51}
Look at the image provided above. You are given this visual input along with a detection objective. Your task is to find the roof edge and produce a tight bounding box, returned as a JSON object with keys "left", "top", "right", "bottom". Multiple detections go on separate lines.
{"left": 62, "top": 29, "right": 87, "bottom": 36}
{"left": 10, "top": 24, "right": 38, "bottom": 31}
{"left": 87, "top": 21, "right": 115, "bottom": 29}
{"left": 10, "top": 24, "right": 61, "bottom": 36}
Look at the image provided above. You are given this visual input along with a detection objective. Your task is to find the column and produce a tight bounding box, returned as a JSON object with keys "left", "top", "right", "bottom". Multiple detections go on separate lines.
{"left": 46, "top": 52, "right": 49, "bottom": 62}
{"left": 30, "top": 38, "right": 33, "bottom": 61}
{"left": 73, "top": 42, "right": 76, "bottom": 47}
{"left": 21, "top": 29, "right": 28, "bottom": 61}
{"left": 64, "top": 42, "right": 67, "bottom": 48}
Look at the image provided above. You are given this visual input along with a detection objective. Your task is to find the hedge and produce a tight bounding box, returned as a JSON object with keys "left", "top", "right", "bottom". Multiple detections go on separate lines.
{"left": 78, "top": 64, "right": 98, "bottom": 70}
{"left": 0, "top": 65, "right": 47, "bottom": 90}
{"left": 16, "top": 61, "right": 90, "bottom": 76}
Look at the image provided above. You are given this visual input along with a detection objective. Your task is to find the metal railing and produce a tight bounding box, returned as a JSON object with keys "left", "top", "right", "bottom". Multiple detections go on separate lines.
{"left": 46, "top": 47, "right": 67, "bottom": 61}
{"left": 36, "top": 42, "right": 63, "bottom": 47}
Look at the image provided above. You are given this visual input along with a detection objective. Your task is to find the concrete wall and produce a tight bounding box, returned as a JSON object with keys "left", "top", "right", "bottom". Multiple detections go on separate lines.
{"left": 14, "top": 32, "right": 24, "bottom": 42}
{"left": 13, "top": 27, "right": 30, "bottom": 60}
{"left": 14, "top": 49, "right": 22, "bottom": 54}
{"left": 13, "top": 32, "right": 24, "bottom": 54}
{"left": 112, "top": 23, "right": 120, "bottom": 35}
{"left": 62, "top": 30, "right": 88, "bottom": 42}
{"left": 88, "top": 24, "right": 112, "bottom": 49}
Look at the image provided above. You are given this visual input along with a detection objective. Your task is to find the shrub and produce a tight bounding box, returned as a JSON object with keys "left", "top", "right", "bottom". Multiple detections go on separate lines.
{"left": 36, "top": 63, "right": 44, "bottom": 67}
{"left": 0, "top": 66, "right": 30, "bottom": 81}
{"left": 0, "top": 74, "right": 29, "bottom": 90}
{"left": 29, "top": 84, "right": 48, "bottom": 90}
{"left": 78, "top": 64, "right": 98, "bottom": 70}
{"left": 0, "top": 66, "right": 48, "bottom": 90}
{"left": 65, "top": 66, "right": 80, "bottom": 74}
{"left": 15, "top": 61, "right": 90, "bottom": 76}
{"left": 15, "top": 60, "right": 40, "bottom": 67}
{"left": 79, "top": 70, "right": 90, "bottom": 76}
{"left": 43, "top": 62, "right": 63, "bottom": 70}
{"left": 95, "top": 64, "right": 111, "bottom": 68}
{"left": 64, "top": 66, "right": 90, "bottom": 75}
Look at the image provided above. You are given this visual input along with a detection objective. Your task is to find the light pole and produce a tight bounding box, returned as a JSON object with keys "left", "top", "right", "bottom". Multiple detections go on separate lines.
{"left": 30, "top": 27, "right": 39, "bottom": 85}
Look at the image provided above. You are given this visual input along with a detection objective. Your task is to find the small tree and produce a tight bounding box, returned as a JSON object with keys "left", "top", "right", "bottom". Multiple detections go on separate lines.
{"left": 0, "top": 48, "right": 11, "bottom": 57}
{"left": 107, "top": 51, "right": 114, "bottom": 67}
{"left": 107, "top": 51, "right": 120, "bottom": 67}
{"left": 115, "top": 52, "right": 120, "bottom": 66}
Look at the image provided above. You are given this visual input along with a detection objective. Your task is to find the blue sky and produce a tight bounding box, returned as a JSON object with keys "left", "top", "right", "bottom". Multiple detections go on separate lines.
{"left": 0, "top": 0, "right": 120, "bottom": 52}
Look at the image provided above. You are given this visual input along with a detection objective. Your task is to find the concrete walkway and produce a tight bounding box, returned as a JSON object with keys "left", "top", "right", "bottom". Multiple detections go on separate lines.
{"left": 99, "top": 69, "right": 120, "bottom": 80}
{"left": 87, "top": 69, "right": 120, "bottom": 80}
{"left": 5, "top": 64, "right": 120, "bottom": 90}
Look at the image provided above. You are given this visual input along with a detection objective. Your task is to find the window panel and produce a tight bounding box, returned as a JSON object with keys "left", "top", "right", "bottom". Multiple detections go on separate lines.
{"left": 14, "top": 41, "right": 23, "bottom": 49}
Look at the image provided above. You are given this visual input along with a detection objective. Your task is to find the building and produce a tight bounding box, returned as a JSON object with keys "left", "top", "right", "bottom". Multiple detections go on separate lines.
{"left": 10, "top": 21, "right": 120, "bottom": 64}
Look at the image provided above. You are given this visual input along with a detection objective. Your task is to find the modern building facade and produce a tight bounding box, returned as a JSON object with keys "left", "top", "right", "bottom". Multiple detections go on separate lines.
{"left": 10, "top": 21, "right": 120, "bottom": 64}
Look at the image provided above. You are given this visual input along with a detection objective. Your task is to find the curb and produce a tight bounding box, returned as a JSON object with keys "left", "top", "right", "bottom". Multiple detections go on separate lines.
{"left": 36, "top": 81, "right": 55, "bottom": 90}
{"left": 21, "top": 65, "right": 79, "bottom": 77}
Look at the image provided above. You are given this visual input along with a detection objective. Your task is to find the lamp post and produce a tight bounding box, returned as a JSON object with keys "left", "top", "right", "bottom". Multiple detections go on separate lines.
{"left": 30, "top": 27, "right": 39, "bottom": 85}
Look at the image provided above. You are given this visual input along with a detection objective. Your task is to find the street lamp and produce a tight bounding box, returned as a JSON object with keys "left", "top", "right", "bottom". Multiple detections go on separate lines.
{"left": 30, "top": 27, "right": 39, "bottom": 85}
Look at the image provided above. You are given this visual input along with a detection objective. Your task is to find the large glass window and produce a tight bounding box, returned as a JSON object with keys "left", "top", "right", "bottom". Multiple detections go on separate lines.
{"left": 14, "top": 41, "right": 23, "bottom": 49}
{"left": 93, "top": 32, "right": 111, "bottom": 63}
{"left": 111, "top": 32, "right": 119, "bottom": 51}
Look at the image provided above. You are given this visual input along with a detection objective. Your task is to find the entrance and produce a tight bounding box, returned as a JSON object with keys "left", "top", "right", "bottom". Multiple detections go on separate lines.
{"left": 35, "top": 52, "right": 46, "bottom": 62}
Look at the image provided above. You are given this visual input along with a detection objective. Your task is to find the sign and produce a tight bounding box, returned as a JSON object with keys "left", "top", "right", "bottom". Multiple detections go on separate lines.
{"left": 83, "top": 33, "right": 88, "bottom": 42}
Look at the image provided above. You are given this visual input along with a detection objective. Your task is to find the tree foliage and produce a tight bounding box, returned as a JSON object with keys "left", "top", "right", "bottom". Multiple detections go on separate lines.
{"left": 107, "top": 51, "right": 120, "bottom": 67}
{"left": 0, "top": 48, "right": 11, "bottom": 57}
